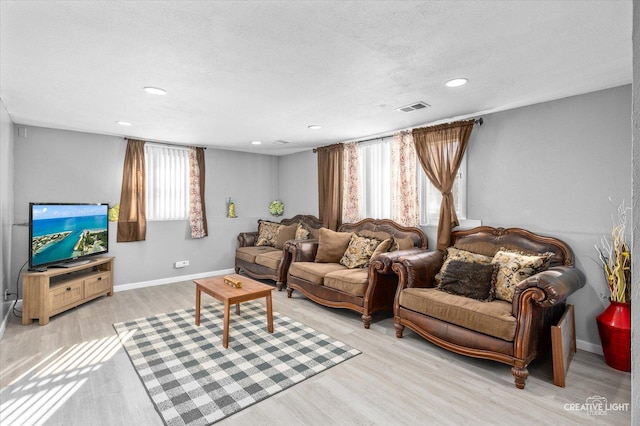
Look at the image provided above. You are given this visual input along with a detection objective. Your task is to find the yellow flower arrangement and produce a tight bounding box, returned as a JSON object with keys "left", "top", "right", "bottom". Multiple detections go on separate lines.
{"left": 596, "top": 200, "right": 631, "bottom": 303}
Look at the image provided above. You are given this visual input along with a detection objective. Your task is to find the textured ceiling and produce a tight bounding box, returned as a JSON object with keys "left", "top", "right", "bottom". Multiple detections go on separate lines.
{"left": 0, "top": 0, "right": 632, "bottom": 155}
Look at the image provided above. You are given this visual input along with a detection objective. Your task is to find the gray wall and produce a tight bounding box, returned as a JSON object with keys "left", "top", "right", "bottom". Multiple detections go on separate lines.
{"left": 277, "top": 150, "right": 318, "bottom": 216}
{"left": 467, "top": 85, "right": 632, "bottom": 350}
{"left": 11, "top": 125, "right": 279, "bottom": 288}
{"left": 278, "top": 85, "right": 633, "bottom": 351}
{"left": 1, "top": 99, "right": 14, "bottom": 323}
{"left": 631, "top": 1, "right": 638, "bottom": 422}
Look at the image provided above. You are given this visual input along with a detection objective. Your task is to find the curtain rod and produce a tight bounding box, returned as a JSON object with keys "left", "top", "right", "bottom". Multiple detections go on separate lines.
{"left": 312, "top": 117, "right": 483, "bottom": 153}
{"left": 125, "top": 137, "right": 207, "bottom": 150}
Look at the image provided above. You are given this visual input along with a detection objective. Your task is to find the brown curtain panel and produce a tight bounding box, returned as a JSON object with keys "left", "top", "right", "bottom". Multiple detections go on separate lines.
{"left": 413, "top": 120, "right": 475, "bottom": 251}
{"left": 317, "top": 143, "right": 344, "bottom": 230}
{"left": 117, "top": 139, "right": 146, "bottom": 242}
{"left": 196, "top": 147, "right": 208, "bottom": 236}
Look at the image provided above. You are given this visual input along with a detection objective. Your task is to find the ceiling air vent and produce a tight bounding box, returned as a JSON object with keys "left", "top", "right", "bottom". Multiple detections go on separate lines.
{"left": 273, "top": 140, "right": 290, "bottom": 145}
{"left": 396, "top": 101, "right": 430, "bottom": 113}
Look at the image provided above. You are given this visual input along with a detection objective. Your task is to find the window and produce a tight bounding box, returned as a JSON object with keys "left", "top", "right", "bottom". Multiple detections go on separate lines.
{"left": 353, "top": 138, "right": 468, "bottom": 225}
{"left": 144, "top": 144, "right": 189, "bottom": 221}
{"left": 358, "top": 139, "right": 391, "bottom": 219}
{"left": 418, "top": 154, "right": 467, "bottom": 225}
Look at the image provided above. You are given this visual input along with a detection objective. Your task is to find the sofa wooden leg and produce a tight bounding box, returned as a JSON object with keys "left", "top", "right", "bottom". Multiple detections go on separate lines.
{"left": 361, "top": 314, "right": 372, "bottom": 329}
{"left": 394, "top": 322, "right": 404, "bottom": 338}
{"left": 511, "top": 367, "right": 529, "bottom": 389}
{"left": 276, "top": 282, "right": 283, "bottom": 291}
{"left": 234, "top": 266, "right": 240, "bottom": 274}
{"left": 287, "top": 287, "right": 294, "bottom": 298}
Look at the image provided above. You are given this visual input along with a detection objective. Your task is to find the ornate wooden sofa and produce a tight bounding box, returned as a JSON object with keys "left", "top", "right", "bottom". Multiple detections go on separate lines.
{"left": 391, "top": 226, "right": 585, "bottom": 389}
{"left": 286, "top": 218, "right": 427, "bottom": 328}
{"left": 235, "top": 214, "right": 322, "bottom": 290}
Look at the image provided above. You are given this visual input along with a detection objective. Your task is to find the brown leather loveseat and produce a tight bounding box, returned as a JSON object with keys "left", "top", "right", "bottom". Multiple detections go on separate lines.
{"left": 392, "top": 226, "right": 585, "bottom": 389}
{"left": 235, "top": 214, "right": 322, "bottom": 290}
{"left": 286, "top": 218, "right": 427, "bottom": 328}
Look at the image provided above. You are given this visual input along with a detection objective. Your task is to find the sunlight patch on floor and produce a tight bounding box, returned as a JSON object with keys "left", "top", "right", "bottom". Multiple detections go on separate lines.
{"left": 0, "top": 330, "right": 135, "bottom": 426}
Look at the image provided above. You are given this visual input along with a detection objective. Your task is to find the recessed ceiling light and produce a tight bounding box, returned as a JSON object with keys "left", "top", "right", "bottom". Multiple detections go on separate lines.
{"left": 251, "top": 141, "right": 262, "bottom": 145}
{"left": 308, "top": 125, "right": 322, "bottom": 130}
{"left": 445, "top": 78, "right": 468, "bottom": 87}
{"left": 116, "top": 121, "right": 132, "bottom": 126}
{"left": 143, "top": 87, "right": 167, "bottom": 95}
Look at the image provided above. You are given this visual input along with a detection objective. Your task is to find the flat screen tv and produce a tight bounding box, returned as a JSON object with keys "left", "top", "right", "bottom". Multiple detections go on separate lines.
{"left": 29, "top": 202, "right": 109, "bottom": 270}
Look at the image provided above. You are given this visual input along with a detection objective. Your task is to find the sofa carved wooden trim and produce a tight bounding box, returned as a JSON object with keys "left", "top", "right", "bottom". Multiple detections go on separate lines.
{"left": 391, "top": 226, "right": 585, "bottom": 389}
{"left": 286, "top": 218, "right": 427, "bottom": 328}
{"left": 235, "top": 214, "right": 322, "bottom": 290}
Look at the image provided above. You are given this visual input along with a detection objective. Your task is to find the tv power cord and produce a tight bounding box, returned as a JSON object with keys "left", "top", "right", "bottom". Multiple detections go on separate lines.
{"left": 7, "top": 260, "right": 27, "bottom": 319}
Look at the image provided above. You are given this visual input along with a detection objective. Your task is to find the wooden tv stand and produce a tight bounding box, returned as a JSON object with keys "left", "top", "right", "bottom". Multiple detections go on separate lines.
{"left": 21, "top": 256, "right": 114, "bottom": 325}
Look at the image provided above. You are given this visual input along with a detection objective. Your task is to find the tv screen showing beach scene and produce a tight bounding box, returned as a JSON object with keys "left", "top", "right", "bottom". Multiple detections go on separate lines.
{"left": 29, "top": 203, "right": 109, "bottom": 268}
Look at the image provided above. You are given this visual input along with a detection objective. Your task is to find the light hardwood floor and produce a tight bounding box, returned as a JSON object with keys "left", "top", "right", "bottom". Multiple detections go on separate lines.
{"left": 0, "top": 279, "right": 631, "bottom": 425}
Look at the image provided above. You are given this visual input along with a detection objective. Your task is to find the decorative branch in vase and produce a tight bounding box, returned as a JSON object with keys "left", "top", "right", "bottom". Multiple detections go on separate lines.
{"left": 594, "top": 198, "right": 631, "bottom": 372}
{"left": 596, "top": 199, "right": 631, "bottom": 303}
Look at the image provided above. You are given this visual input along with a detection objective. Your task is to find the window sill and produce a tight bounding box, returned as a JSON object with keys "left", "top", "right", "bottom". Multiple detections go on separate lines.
{"left": 421, "top": 219, "right": 482, "bottom": 229}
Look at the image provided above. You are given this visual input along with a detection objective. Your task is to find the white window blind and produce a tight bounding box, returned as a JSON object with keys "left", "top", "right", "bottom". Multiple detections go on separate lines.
{"left": 144, "top": 144, "right": 190, "bottom": 221}
{"left": 358, "top": 139, "right": 391, "bottom": 219}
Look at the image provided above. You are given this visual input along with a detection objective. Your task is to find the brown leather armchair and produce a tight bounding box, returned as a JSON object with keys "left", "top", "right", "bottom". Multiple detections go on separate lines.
{"left": 392, "top": 226, "right": 585, "bottom": 389}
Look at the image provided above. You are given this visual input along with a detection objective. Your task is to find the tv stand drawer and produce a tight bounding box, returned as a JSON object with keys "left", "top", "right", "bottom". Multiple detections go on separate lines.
{"left": 85, "top": 272, "right": 111, "bottom": 298}
{"left": 50, "top": 280, "right": 83, "bottom": 312}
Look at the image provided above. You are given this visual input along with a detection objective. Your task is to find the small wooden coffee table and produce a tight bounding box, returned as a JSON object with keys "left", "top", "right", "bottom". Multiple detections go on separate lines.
{"left": 194, "top": 274, "right": 274, "bottom": 348}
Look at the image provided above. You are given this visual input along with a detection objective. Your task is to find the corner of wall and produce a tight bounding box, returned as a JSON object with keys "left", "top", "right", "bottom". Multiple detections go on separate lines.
{"left": 0, "top": 98, "right": 16, "bottom": 339}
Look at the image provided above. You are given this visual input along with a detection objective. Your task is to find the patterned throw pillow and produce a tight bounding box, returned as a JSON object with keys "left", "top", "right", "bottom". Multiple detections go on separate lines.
{"left": 491, "top": 249, "right": 553, "bottom": 302}
{"left": 435, "top": 247, "right": 493, "bottom": 285}
{"left": 437, "top": 260, "right": 498, "bottom": 302}
{"left": 255, "top": 220, "right": 282, "bottom": 247}
{"left": 340, "top": 234, "right": 384, "bottom": 269}
{"left": 295, "top": 223, "right": 310, "bottom": 240}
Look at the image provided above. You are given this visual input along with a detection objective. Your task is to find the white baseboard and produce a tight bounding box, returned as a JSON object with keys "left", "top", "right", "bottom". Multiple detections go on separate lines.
{"left": 577, "top": 338, "right": 603, "bottom": 355}
{"left": 113, "top": 268, "right": 235, "bottom": 293}
{"left": 0, "top": 302, "right": 11, "bottom": 341}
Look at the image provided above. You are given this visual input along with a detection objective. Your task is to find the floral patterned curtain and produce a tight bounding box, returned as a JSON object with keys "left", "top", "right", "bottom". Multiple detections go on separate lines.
{"left": 342, "top": 142, "right": 360, "bottom": 223}
{"left": 391, "top": 131, "right": 419, "bottom": 227}
{"left": 189, "top": 147, "right": 208, "bottom": 238}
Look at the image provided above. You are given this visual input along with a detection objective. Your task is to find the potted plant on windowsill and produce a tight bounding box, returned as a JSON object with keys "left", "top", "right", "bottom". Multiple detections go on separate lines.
{"left": 595, "top": 199, "right": 631, "bottom": 372}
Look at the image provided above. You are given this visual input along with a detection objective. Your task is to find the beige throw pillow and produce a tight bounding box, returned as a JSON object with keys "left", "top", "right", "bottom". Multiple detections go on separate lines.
{"left": 314, "top": 228, "right": 354, "bottom": 263}
{"left": 390, "top": 237, "right": 415, "bottom": 251}
{"left": 275, "top": 223, "right": 298, "bottom": 249}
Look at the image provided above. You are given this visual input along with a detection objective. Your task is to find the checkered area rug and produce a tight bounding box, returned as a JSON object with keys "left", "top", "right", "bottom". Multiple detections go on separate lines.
{"left": 113, "top": 301, "right": 360, "bottom": 426}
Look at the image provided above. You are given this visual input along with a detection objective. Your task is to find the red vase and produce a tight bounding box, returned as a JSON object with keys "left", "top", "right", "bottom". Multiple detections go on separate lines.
{"left": 596, "top": 300, "right": 631, "bottom": 372}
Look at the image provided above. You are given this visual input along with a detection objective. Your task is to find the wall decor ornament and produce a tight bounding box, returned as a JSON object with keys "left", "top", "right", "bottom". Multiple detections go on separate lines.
{"left": 269, "top": 200, "right": 284, "bottom": 217}
{"left": 227, "top": 198, "right": 236, "bottom": 218}
{"left": 108, "top": 204, "right": 120, "bottom": 222}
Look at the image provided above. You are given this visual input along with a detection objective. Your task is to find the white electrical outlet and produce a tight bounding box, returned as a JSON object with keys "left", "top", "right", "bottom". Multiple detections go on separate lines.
{"left": 4, "top": 289, "right": 9, "bottom": 301}
{"left": 174, "top": 260, "right": 189, "bottom": 268}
